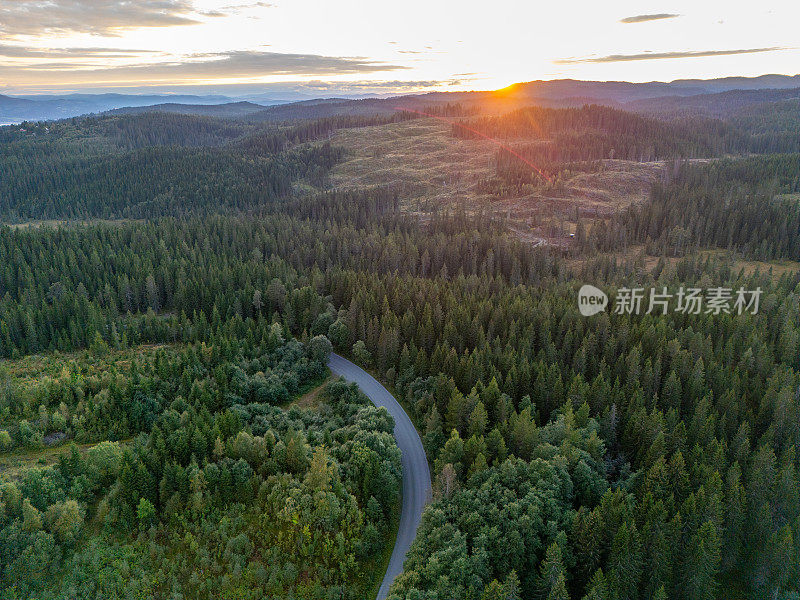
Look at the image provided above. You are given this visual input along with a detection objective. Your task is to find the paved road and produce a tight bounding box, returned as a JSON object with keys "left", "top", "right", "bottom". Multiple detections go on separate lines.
{"left": 328, "top": 353, "right": 432, "bottom": 600}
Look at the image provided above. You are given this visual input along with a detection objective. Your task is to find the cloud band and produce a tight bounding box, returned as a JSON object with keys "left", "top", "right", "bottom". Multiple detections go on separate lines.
{"left": 620, "top": 14, "right": 680, "bottom": 24}
{"left": 555, "top": 47, "right": 787, "bottom": 64}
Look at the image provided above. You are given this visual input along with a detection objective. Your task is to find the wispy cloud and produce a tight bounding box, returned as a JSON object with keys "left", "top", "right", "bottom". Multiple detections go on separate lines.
{"left": 201, "top": 2, "right": 274, "bottom": 17}
{"left": 620, "top": 13, "right": 680, "bottom": 24}
{"left": 0, "top": 44, "right": 159, "bottom": 59}
{"left": 0, "top": 0, "right": 201, "bottom": 36}
{"left": 218, "top": 2, "right": 274, "bottom": 12}
{"left": 300, "top": 79, "right": 456, "bottom": 91}
{"left": 555, "top": 47, "right": 787, "bottom": 64}
{"left": 0, "top": 49, "right": 409, "bottom": 85}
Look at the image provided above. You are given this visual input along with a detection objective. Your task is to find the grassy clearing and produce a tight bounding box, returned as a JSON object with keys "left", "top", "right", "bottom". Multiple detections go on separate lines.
{"left": 0, "top": 444, "right": 76, "bottom": 479}
{"left": 0, "top": 345, "right": 176, "bottom": 473}
{"left": 0, "top": 343, "right": 173, "bottom": 388}
{"left": 330, "top": 119, "right": 498, "bottom": 210}
{"left": 0, "top": 345, "right": 174, "bottom": 482}
{"left": 699, "top": 249, "right": 800, "bottom": 277}
{"left": 330, "top": 118, "right": 662, "bottom": 246}
{"left": 4, "top": 218, "right": 144, "bottom": 229}
{"left": 288, "top": 378, "right": 330, "bottom": 411}
{"left": 0, "top": 439, "right": 131, "bottom": 482}
{"left": 566, "top": 246, "right": 800, "bottom": 280}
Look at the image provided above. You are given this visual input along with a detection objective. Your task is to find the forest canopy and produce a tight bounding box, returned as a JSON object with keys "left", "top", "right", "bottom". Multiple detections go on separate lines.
{"left": 1, "top": 99, "right": 799, "bottom": 600}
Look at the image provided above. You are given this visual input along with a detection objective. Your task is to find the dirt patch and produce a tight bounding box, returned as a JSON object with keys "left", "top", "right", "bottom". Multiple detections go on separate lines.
{"left": 290, "top": 380, "right": 330, "bottom": 411}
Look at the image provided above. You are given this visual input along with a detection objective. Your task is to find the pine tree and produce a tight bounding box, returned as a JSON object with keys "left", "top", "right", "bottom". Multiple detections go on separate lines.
{"left": 607, "top": 522, "right": 642, "bottom": 600}
{"left": 683, "top": 521, "right": 721, "bottom": 600}
{"left": 539, "top": 541, "right": 568, "bottom": 600}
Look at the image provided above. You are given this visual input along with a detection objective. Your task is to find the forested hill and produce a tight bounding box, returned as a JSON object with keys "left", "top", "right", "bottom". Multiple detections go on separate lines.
{"left": 626, "top": 87, "right": 800, "bottom": 117}
{"left": 0, "top": 93, "right": 234, "bottom": 123}
{"left": 586, "top": 155, "right": 800, "bottom": 260}
{"left": 455, "top": 104, "right": 800, "bottom": 162}
{"left": 0, "top": 111, "right": 414, "bottom": 221}
{"left": 106, "top": 101, "right": 269, "bottom": 119}
{"left": 2, "top": 100, "right": 797, "bottom": 223}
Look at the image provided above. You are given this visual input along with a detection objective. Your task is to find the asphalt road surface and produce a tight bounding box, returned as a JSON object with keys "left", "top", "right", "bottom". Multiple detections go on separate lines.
{"left": 328, "top": 353, "right": 432, "bottom": 600}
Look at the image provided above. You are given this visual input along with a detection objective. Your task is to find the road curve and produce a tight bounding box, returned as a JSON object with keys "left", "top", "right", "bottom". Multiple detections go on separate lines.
{"left": 328, "top": 353, "right": 432, "bottom": 600}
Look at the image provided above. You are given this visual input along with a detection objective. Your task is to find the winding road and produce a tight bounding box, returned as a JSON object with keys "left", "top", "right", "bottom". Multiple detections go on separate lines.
{"left": 328, "top": 353, "right": 432, "bottom": 600}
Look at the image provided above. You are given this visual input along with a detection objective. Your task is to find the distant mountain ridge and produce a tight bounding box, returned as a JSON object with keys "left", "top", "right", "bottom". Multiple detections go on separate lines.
{"left": 107, "top": 101, "right": 270, "bottom": 118}
{"left": 403, "top": 74, "right": 800, "bottom": 106}
{"left": 245, "top": 76, "right": 800, "bottom": 122}
{"left": 0, "top": 93, "right": 260, "bottom": 124}
{"left": 625, "top": 86, "right": 800, "bottom": 117}
{"left": 670, "top": 74, "right": 800, "bottom": 92}
{"left": 1, "top": 74, "right": 798, "bottom": 124}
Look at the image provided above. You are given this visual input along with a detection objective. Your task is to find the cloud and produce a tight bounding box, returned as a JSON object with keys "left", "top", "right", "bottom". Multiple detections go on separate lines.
{"left": 0, "top": 44, "right": 159, "bottom": 59}
{"left": 301, "top": 79, "right": 455, "bottom": 91}
{"left": 0, "top": 0, "right": 202, "bottom": 36}
{"left": 398, "top": 48, "right": 445, "bottom": 56}
{"left": 2, "top": 76, "right": 468, "bottom": 96}
{"left": 620, "top": 13, "right": 680, "bottom": 24}
{"left": 555, "top": 47, "right": 787, "bottom": 64}
{"left": 0, "top": 49, "right": 409, "bottom": 85}
{"left": 200, "top": 2, "right": 273, "bottom": 17}
{"left": 219, "top": 1, "right": 274, "bottom": 12}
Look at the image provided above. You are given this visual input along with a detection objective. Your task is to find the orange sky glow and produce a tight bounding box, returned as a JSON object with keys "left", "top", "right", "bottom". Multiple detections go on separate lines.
{"left": 1, "top": 0, "right": 798, "bottom": 94}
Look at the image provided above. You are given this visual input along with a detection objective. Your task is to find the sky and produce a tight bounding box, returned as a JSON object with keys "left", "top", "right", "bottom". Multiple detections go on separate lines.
{"left": 1, "top": 0, "right": 798, "bottom": 96}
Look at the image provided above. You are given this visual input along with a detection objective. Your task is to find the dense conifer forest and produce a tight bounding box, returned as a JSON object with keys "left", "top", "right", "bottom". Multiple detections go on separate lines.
{"left": 585, "top": 155, "right": 800, "bottom": 259}
{"left": 1, "top": 100, "right": 799, "bottom": 599}
{"left": 453, "top": 105, "right": 800, "bottom": 186}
